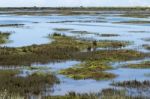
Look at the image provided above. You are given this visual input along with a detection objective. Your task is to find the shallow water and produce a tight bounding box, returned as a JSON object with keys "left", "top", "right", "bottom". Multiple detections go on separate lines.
{"left": 0, "top": 13, "right": 150, "bottom": 96}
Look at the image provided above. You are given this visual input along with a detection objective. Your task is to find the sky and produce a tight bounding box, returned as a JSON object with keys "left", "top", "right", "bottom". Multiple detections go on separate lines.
{"left": 0, "top": 0, "right": 150, "bottom": 7}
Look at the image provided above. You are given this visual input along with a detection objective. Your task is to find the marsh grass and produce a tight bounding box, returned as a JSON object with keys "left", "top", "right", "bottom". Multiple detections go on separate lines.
{"left": 99, "top": 34, "right": 119, "bottom": 37}
{"left": 45, "top": 92, "right": 98, "bottom": 99}
{"left": 44, "top": 88, "right": 147, "bottom": 99}
{"left": 59, "top": 10, "right": 95, "bottom": 16}
{"left": 129, "top": 31, "right": 148, "bottom": 33}
{"left": 0, "top": 24, "right": 24, "bottom": 27}
{"left": 26, "top": 66, "right": 49, "bottom": 70}
{"left": 124, "top": 61, "right": 150, "bottom": 68}
{"left": 58, "top": 48, "right": 148, "bottom": 80}
{"left": 142, "top": 38, "right": 150, "bottom": 42}
{"left": 112, "top": 80, "right": 150, "bottom": 89}
{"left": 0, "top": 31, "right": 11, "bottom": 44}
{"left": 143, "top": 44, "right": 150, "bottom": 50}
{"left": 70, "top": 30, "right": 94, "bottom": 35}
{"left": 0, "top": 34, "right": 145, "bottom": 80}
{"left": 120, "top": 13, "right": 150, "bottom": 18}
{"left": 114, "top": 21, "right": 150, "bottom": 24}
{"left": 0, "top": 34, "right": 146, "bottom": 67}
{"left": 0, "top": 70, "right": 59, "bottom": 96}
{"left": 59, "top": 60, "right": 116, "bottom": 80}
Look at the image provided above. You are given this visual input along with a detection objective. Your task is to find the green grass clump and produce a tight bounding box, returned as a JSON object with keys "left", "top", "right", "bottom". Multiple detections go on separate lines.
{"left": 0, "top": 70, "right": 59, "bottom": 96}
{"left": 59, "top": 61, "right": 116, "bottom": 80}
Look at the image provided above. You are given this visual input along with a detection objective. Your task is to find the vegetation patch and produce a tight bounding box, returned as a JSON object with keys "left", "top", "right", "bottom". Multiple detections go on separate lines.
{"left": 112, "top": 80, "right": 150, "bottom": 89}
{"left": 59, "top": 48, "right": 148, "bottom": 80}
{"left": 0, "top": 70, "right": 59, "bottom": 96}
{"left": 59, "top": 60, "right": 116, "bottom": 80}
{"left": 143, "top": 44, "right": 150, "bottom": 50}
{"left": 99, "top": 34, "right": 119, "bottom": 37}
{"left": 124, "top": 61, "right": 150, "bottom": 68}
{"left": 26, "top": 66, "right": 49, "bottom": 70}
{"left": 128, "top": 31, "right": 148, "bottom": 33}
{"left": 45, "top": 88, "right": 146, "bottom": 99}
{"left": 114, "top": 21, "right": 150, "bottom": 24}
{"left": 142, "top": 38, "right": 150, "bottom": 42}
{"left": 96, "top": 40, "right": 129, "bottom": 48}
{"left": 100, "top": 88, "right": 146, "bottom": 99}
{"left": 70, "top": 30, "right": 94, "bottom": 34}
{"left": 0, "top": 24, "right": 24, "bottom": 27}
{"left": 0, "top": 34, "right": 145, "bottom": 67}
{"left": 0, "top": 31, "right": 11, "bottom": 44}
{"left": 45, "top": 92, "right": 98, "bottom": 99}
{"left": 50, "top": 33, "right": 129, "bottom": 49}
{"left": 59, "top": 10, "right": 96, "bottom": 16}
{"left": 120, "top": 13, "right": 149, "bottom": 18}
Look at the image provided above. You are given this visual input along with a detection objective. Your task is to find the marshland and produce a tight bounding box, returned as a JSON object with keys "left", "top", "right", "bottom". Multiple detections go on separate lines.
{"left": 0, "top": 7, "right": 150, "bottom": 99}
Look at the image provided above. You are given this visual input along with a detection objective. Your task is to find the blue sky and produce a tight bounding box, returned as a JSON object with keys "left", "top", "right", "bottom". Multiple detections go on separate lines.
{"left": 0, "top": 0, "right": 150, "bottom": 7}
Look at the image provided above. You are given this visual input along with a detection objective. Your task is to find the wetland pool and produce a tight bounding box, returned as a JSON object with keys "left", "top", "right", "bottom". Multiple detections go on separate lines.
{"left": 0, "top": 9, "right": 150, "bottom": 98}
